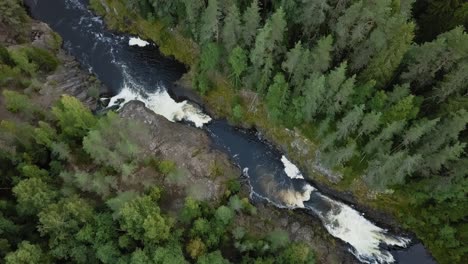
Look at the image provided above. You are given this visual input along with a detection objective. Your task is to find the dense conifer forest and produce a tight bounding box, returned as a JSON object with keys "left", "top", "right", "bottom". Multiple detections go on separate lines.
{"left": 0, "top": 0, "right": 467, "bottom": 263}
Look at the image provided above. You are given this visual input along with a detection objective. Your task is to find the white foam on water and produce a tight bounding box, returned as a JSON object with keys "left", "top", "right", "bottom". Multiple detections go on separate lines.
{"left": 107, "top": 70, "right": 211, "bottom": 128}
{"left": 278, "top": 184, "right": 315, "bottom": 208}
{"left": 129, "top": 37, "right": 150, "bottom": 47}
{"left": 313, "top": 194, "right": 410, "bottom": 264}
{"left": 281, "top": 155, "right": 304, "bottom": 179}
{"left": 243, "top": 167, "right": 315, "bottom": 209}
{"left": 65, "top": 0, "right": 86, "bottom": 10}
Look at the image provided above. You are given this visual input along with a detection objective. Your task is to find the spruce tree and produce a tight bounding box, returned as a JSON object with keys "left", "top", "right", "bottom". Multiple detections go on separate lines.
{"left": 266, "top": 73, "right": 290, "bottom": 122}
{"left": 222, "top": 4, "right": 242, "bottom": 53}
{"left": 242, "top": 0, "right": 261, "bottom": 48}
{"left": 199, "top": 0, "right": 221, "bottom": 44}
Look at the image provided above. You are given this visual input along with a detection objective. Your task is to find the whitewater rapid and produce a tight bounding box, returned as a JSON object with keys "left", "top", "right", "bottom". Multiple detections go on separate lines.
{"left": 106, "top": 41, "right": 410, "bottom": 263}
{"left": 107, "top": 65, "right": 211, "bottom": 128}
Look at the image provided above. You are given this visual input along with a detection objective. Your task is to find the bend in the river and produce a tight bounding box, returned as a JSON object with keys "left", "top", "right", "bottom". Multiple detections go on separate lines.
{"left": 25, "top": 1, "right": 436, "bottom": 263}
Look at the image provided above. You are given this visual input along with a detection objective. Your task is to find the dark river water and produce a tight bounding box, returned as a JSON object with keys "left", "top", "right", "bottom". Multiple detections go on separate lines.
{"left": 25, "top": 0, "right": 437, "bottom": 263}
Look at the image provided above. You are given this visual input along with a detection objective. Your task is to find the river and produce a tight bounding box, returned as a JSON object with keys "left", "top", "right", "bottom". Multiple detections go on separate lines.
{"left": 25, "top": 1, "right": 436, "bottom": 263}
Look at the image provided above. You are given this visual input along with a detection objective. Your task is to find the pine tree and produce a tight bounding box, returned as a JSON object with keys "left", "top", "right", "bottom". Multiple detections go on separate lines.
{"left": 266, "top": 73, "right": 290, "bottom": 122}
{"left": 331, "top": 75, "right": 356, "bottom": 115}
{"left": 358, "top": 111, "right": 382, "bottom": 136}
{"left": 250, "top": 8, "right": 287, "bottom": 93}
{"left": 365, "top": 151, "right": 413, "bottom": 190}
{"left": 402, "top": 118, "right": 440, "bottom": 146}
{"left": 302, "top": 74, "right": 326, "bottom": 122}
{"left": 360, "top": 19, "right": 415, "bottom": 88}
{"left": 228, "top": 46, "right": 248, "bottom": 86}
{"left": 222, "top": 4, "right": 242, "bottom": 53}
{"left": 309, "top": 35, "right": 334, "bottom": 73}
{"left": 282, "top": 41, "right": 311, "bottom": 95}
{"left": 242, "top": 0, "right": 261, "bottom": 48}
{"left": 336, "top": 104, "right": 364, "bottom": 139}
{"left": 432, "top": 61, "right": 468, "bottom": 103}
{"left": 183, "top": 0, "right": 205, "bottom": 38}
{"left": 323, "top": 62, "right": 348, "bottom": 118}
{"left": 334, "top": 0, "right": 414, "bottom": 75}
{"left": 199, "top": 0, "right": 221, "bottom": 44}
{"left": 417, "top": 109, "right": 468, "bottom": 174}
{"left": 297, "top": 0, "right": 330, "bottom": 38}
{"left": 364, "top": 120, "right": 406, "bottom": 155}
{"left": 401, "top": 27, "right": 468, "bottom": 90}
{"left": 424, "top": 142, "right": 466, "bottom": 174}
{"left": 382, "top": 95, "right": 419, "bottom": 124}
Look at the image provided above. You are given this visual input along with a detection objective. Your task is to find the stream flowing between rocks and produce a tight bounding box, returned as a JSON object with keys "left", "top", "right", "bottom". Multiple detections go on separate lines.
{"left": 26, "top": 1, "right": 437, "bottom": 263}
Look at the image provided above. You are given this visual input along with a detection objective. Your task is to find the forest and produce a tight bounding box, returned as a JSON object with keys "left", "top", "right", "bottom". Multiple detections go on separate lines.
{"left": 88, "top": 0, "right": 468, "bottom": 263}
{"left": 0, "top": 0, "right": 467, "bottom": 263}
{"left": 0, "top": 0, "right": 318, "bottom": 263}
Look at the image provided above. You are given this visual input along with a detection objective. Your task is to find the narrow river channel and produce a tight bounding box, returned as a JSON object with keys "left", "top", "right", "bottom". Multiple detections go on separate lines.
{"left": 25, "top": 1, "right": 437, "bottom": 263}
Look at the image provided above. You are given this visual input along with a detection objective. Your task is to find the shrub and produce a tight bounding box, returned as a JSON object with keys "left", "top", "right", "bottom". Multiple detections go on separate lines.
{"left": 9, "top": 49, "right": 37, "bottom": 75}
{"left": 2, "top": 90, "right": 31, "bottom": 113}
{"left": 0, "top": 45, "right": 15, "bottom": 66}
{"left": 158, "top": 160, "right": 176, "bottom": 175}
{"left": 232, "top": 104, "right": 243, "bottom": 122}
{"left": 0, "top": 0, "right": 30, "bottom": 42}
{"left": 24, "top": 47, "right": 59, "bottom": 73}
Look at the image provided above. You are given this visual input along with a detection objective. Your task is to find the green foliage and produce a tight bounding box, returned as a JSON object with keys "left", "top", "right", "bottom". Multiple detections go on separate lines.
{"left": 279, "top": 242, "right": 315, "bottom": 264}
{"left": 154, "top": 245, "right": 188, "bottom": 264}
{"left": 83, "top": 111, "right": 150, "bottom": 176}
{"left": 9, "top": 49, "right": 37, "bottom": 75}
{"left": 222, "top": 4, "right": 242, "bottom": 53}
{"left": 196, "top": 250, "right": 229, "bottom": 264}
{"left": 232, "top": 104, "right": 243, "bottom": 122}
{"left": 199, "top": 42, "right": 221, "bottom": 73}
{"left": 0, "top": 45, "right": 15, "bottom": 66}
{"left": 183, "top": 0, "right": 205, "bottom": 38}
{"left": 242, "top": 0, "right": 261, "bottom": 48}
{"left": 118, "top": 195, "right": 172, "bottom": 243}
{"left": 265, "top": 73, "right": 290, "bottom": 123}
{"left": 2, "top": 90, "right": 32, "bottom": 114}
{"left": 180, "top": 197, "right": 202, "bottom": 224}
{"left": 5, "top": 241, "right": 49, "bottom": 264}
{"left": 199, "top": 0, "right": 220, "bottom": 44}
{"left": 250, "top": 8, "right": 287, "bottom": 93}
{"left": 186, "top": 238, "right": 206, "bottom": 259}
{"left": 228, "top": 46, "right": 247, "bottom": 86}
{"left": 0, "top": 0, "right": 30, "bottom": 42}
{"left": 266, "top": 229, "right": 290, "bottom": 250}
{"left": 158, "top": 160, "right": 176, "bottom": 175}
{"left": 215, "top": 205, "right": 234, "bottom": 226}
{"left": 24, "top": 47, "right": 59, "bottom": 73}
{"left": 52, "top": 95, "right": 97, "bottom": 141}
{"left": 13, "top": 178, "right": 57, "bottom": 216}
{"left": 38, "top": 196, "right": 94, "bottom": 261}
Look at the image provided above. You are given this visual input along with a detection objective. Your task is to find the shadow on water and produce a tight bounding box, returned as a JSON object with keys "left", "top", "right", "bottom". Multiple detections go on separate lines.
{"left": 24, "top": 0, "right": 436, "bottom": 263}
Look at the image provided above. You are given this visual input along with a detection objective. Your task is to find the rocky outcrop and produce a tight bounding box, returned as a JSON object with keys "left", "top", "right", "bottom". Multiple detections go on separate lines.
{"left": 236, "top": 201, "right": 358, "bottom": 264}
{"left": 119, "top": 101, "right": 239, "bottom": 205}
{"left": 28, "top": 21, "right": 101, "bottom": 109}
{"left": 37, "top": 52, "right": 99, "bottom": 109}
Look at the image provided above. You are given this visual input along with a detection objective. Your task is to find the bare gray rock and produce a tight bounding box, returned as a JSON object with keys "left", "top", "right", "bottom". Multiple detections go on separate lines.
{"left": 119, "top": 101, "right": 240, "bottom": 204}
